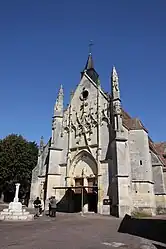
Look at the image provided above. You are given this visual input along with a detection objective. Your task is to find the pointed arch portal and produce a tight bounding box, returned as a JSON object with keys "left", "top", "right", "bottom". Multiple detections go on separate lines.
{"left": 69, "top": 150, "right": 97, "bottom": 179}
{"left": 69, "top": 150, "right": 98, "bottom": 213}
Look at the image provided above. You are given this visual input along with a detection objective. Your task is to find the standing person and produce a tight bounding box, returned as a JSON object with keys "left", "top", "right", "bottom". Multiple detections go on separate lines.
{"left": 33, "top": 197, "right": 41, "bottom": 217}
{"left": 50, "top": 196, "right": 57, "bottom": 217}
{"left": 49, "top": 196, "right": 53, "bottom": 217}
{"left": 39, "top": 199, "right": 44, "bottom": 216}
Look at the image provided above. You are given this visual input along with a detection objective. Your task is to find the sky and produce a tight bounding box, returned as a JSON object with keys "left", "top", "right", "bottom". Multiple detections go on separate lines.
{"left": 0, "top": 0, "right": 166, "bottom": 145}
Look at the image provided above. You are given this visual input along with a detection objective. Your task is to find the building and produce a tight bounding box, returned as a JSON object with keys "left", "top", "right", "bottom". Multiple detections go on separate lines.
{"left": 29, "top": 52, "right": 166, "bottom": 217}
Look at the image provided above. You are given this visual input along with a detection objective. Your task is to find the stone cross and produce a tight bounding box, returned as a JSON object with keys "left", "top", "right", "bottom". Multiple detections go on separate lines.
{"left": 14, "top": 183, "right": 20, "bottom": 203}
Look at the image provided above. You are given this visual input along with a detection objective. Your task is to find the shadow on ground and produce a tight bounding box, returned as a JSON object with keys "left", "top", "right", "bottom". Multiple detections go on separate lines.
{"left": 118, "top": 214, "right": 166, "bottom": 249}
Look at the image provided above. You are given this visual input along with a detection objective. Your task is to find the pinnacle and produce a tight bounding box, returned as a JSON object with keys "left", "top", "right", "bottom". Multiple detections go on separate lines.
{"left": 112, "top": 66, "right": 118, "bottom": 77}
{"left": 59, "top": 84, "right": 64, "bottom": 95}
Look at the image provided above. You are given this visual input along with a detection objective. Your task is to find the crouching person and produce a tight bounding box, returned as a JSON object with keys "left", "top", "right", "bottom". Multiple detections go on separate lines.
{"left": 50, "top": 196, "right": 57, "bottom": 217}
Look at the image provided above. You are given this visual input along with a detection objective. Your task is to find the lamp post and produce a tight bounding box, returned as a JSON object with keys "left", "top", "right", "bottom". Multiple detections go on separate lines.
{"left": 81, "top": 168, "right": 84, "bottom": 216}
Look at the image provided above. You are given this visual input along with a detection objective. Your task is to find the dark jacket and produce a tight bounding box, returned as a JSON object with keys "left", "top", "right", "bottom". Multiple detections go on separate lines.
{"left": 34, "top": 199, "right": 41, "bottom": 208}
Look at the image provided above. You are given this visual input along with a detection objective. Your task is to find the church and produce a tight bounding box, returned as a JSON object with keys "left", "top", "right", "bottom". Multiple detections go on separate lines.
{"left": 29, "top": 52, "right": 166, "bottom": 217}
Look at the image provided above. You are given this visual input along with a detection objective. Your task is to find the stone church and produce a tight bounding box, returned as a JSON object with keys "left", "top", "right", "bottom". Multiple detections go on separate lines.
{"left": 29, "top": 53, "right": 166, "bottom": 217}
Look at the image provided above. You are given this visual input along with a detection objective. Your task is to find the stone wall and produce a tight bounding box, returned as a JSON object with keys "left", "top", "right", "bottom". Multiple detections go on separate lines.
{"left": 110, "top": 126, "right": 132, "bottom": 218}
{"left": 150, "top": 150, "right": 166, "bottom": 213}
{"left": 131, "top": 181, "right": 156, "bottom": 215}
{"left": 128, "top": 130, "right": 156, "bottom": 215}
{"left": 29, "top": 141, "right": 50, "bottom": 207}
{"left": 152, "top": 165, "right": 165, "bottom": 194}
{"left": 99, "top": 161, "right": 110, "bottom": 215}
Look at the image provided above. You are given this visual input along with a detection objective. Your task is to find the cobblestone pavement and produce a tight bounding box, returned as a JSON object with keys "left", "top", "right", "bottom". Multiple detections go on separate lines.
{"left": 0, "top": 213, "right": 164, "bottom": 249}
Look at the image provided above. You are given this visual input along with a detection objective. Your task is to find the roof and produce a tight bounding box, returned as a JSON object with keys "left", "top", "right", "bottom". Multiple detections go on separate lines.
{"left": 82, "top": 53, "right": 99, "bottom": 85}
{"left": 121, "top": 109, "right": 166, "bottom": 167}
{"left": 121, "top": 109, "right": 148, "bottom": 132}
{"left": 153, "top": 142, "right": 166, "bottom": 166}
{"left": 84, "top": 53, "right": 94, "bottom": 70}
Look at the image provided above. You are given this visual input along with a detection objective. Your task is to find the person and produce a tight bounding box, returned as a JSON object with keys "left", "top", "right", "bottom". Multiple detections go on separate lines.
{"left": 33, "top": 197, "right": 41, "bottom": 217}
{"left": 39, "top": 199, "right": 44, "bottom": 216}
{"left": 48, "top": 196, "right": 53, "bottom": 216}
{"left": 50, "top": 196, "right": 57, "bottom": 217}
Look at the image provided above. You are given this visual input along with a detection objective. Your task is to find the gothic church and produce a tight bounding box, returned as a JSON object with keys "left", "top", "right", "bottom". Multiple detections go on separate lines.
{"left": 29, "top": 53, "right": 166, "bottom": 217}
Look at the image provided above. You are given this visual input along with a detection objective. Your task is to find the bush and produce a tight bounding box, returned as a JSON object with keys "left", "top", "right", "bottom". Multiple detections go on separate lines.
{"left": 156, "top": 206, "right": 166, "bottom": 215}
{"left": 131, "top": 208, "right": 152, "bottom": 218}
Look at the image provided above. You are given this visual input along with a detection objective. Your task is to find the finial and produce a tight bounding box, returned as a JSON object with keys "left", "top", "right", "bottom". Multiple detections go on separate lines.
{"left": 39, "top": 136, "right": 44, "bottom": 153}
{"left": 112, "top": 66, "right": 118, "bottom": 77}
{"left": 40, "top": 136, "right": 44, "bottom": 146}
{"left": 88, "top": 40, "right": 94, "bottom": 55}
{"left": 59, "top": 84, "right": 63, "bottom": 95}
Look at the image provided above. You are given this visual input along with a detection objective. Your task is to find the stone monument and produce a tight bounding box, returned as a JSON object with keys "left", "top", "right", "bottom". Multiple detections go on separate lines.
{"left": 0, "top": 183, "right": 34, "bottom": 221}
{"left": 0, "top": 192, "right": 4, "bottom": 203}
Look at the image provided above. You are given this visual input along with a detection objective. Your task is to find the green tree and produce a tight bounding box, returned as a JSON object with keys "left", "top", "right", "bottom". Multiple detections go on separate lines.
{"left": 0, "top": 134, "right": 38, "bottom": 202}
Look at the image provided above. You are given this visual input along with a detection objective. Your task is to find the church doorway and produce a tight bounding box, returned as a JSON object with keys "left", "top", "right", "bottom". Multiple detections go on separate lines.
{"left": 87, "top": 177, "right": 98, "bottom": 213}
{"left": 69, "top": 150, "right": 98, "bottom": 214}
{"left": 73, "top": 177, "right": 98, "bottom": 213}
{"left": 74, "top": 177, "right": 83, "bottom": 212}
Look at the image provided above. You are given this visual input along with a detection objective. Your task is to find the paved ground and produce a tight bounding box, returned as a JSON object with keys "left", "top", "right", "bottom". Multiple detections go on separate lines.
{"left": 0, "top": 212, "right": 164, "bottom": 249}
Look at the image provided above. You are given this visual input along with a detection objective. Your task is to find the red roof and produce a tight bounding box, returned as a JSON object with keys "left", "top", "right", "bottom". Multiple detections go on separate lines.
{"left": 121, "top": 109, "right": 148, "bottom": 132}
{"left": 121, "top": 109, "right": 166, "bottom": 167}
{"left": 154, "top": 142, "right": 166, "bottom": 167}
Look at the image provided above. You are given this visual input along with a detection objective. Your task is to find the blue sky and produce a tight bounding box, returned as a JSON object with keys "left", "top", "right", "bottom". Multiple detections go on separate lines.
{"left": 0, "top": 0, "right": 166, "bottom": 144}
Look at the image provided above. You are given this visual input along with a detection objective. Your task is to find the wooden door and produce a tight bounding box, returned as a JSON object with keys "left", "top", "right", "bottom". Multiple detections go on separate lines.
{"left": 75, "top": 178, "right": 83, "bottom": 194}
{"left": 87, "top": 178, "right": 95, "bottom": 193}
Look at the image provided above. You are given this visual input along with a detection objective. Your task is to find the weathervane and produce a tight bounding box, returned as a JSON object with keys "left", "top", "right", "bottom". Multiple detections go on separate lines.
{"left": 88, "top": 40, "right": 94, "bottom": 54}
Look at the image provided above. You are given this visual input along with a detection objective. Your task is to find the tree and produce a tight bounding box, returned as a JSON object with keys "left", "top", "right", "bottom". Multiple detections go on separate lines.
{"left": 0, "top": 134, "right": 38, "bottom": 202}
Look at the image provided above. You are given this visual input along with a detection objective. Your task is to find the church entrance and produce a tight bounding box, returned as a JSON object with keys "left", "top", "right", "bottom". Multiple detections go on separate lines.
{"left": 73, "top": 177, "right": 98, "bottom": 213}
{"left": 69, "top": 150, "right": 98, "bottom": 214}
{"left": 74, "top": 177, "right": 83, "bottom": 212}
{"left": 87, "top": 177, "right": 98, "bottom": 213}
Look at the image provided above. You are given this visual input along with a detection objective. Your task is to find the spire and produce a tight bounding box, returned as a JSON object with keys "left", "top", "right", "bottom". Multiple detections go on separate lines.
{"left": 54, "top": 84, "right": 64, "bottom": 117}
{"left": 81, "top": 42, "right": 99, "bottom": 84}
{"left": 38, "top": 136, "right": 44, "bottom": 155}
{"left": 112, "top": 66, "right": 118, "bottom": 79}
{"left": 84, "top": 53, "right": 94, "bottom": 70}
{"left": 84, "top": 40, "right": 94, "bottom": 71}
{"left": 40, "top": 136, "right": 44, "bottom": 149}
{"left": 111, "top": 66, "right": 123, "bottom": 132}
{"left": 111, "top": 66, "right": 120, "bottom": 100}
{"left": 59, "top": 84, "right": 63, "bottom": 95}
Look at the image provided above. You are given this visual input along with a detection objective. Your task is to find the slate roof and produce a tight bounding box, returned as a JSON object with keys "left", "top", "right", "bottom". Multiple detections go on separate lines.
{"left": 82, "top": 53, "right": 99, "bottom": 85}
{"left": 84, "top": 53, "right": 94, "bottom": 70}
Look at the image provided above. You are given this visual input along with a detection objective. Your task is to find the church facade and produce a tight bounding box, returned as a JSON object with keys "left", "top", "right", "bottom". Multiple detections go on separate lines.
{"left": 29, "top": 53, "right": 166, "bottom": 217}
